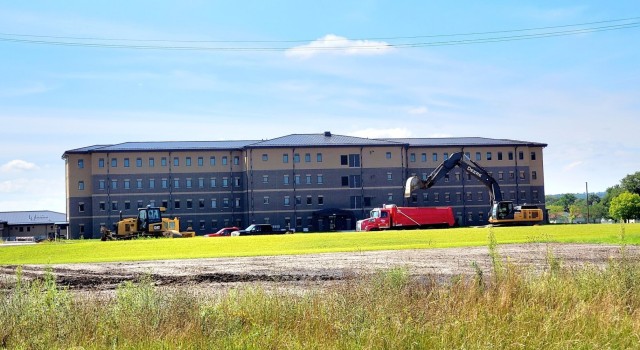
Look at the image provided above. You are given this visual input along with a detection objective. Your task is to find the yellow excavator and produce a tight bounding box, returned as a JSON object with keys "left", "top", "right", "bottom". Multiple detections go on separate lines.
{"left": 101, "top": 206, "right": 195, "bottom": 240}
{"left": 404, "top": 152, "right": 544, "bottom": 225}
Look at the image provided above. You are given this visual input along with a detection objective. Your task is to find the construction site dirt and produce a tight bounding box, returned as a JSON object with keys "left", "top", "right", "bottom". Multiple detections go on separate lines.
{"left": 1, "top": 243, "right": 638, "bottom": 295}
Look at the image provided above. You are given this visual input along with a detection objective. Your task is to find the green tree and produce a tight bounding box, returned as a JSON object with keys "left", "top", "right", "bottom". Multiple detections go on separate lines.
{"left": 556, "top": 193, "right": 577, "bottom": 212}
{"left": 620, "top": 171, "right": 640, "bottom": 195}
{"left": 609, "top": 192, "right": 640, "bottom": 222}
{"left": 603, "top": 185, "right": 624, "bottom": 208}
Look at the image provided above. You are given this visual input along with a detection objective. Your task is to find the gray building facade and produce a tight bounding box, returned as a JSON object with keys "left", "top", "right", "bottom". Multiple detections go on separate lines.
{"left": 62, "top": 132, "right": 547, "bottom": 238}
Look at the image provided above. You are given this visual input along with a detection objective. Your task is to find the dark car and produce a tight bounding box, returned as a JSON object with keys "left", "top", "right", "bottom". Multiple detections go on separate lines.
{"left": 231, "top": 224, "right": 294, "bottom": 236}
{"left": 204, "top": 227, "right": 240, "bottom": 237}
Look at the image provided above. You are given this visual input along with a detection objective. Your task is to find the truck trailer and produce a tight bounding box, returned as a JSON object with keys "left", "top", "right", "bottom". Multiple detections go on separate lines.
{"left": 356, "top": 205, "right": 456, "bottom": 231}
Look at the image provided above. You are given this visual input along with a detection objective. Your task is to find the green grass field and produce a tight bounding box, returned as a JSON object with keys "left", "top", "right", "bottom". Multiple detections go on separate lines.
{"left": 1, "top": 223, "right": 639, "bottom": 265}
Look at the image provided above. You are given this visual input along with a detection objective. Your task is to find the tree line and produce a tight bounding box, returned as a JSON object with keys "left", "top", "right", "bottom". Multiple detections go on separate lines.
{"left": 545, "top": 171, "right": 640, "bottom": 223}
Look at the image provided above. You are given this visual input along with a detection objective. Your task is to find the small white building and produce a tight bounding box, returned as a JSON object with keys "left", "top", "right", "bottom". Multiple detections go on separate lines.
{"left": 0, "top": 211, "right": 68, "bottom": 242}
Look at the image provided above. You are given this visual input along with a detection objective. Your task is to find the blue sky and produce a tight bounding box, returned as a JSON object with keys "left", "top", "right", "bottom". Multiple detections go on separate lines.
{"left": 1, "top": 1, "right": 638, "bottom": 214}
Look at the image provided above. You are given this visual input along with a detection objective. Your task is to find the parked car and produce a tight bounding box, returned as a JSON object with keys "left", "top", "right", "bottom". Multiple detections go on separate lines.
{"left": 204, "top": 227, "right": 240, "bottom": 237}
{"left": 231, "top": 224, "right": 294, "bottom": 236}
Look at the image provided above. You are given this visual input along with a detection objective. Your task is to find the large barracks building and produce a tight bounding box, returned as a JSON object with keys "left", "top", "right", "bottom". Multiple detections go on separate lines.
{"left": 62, "top": 132, "right": 547, "bottom": 238}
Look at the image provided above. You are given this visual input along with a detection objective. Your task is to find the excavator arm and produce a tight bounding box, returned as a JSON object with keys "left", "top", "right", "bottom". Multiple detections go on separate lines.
{"left": 404, "top": 152, "right": 502, "bottom": 203}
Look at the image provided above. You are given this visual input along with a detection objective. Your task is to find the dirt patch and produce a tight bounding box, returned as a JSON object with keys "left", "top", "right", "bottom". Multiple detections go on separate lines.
{"left": 1, "top": 243, "right": 638, "bottom": 293}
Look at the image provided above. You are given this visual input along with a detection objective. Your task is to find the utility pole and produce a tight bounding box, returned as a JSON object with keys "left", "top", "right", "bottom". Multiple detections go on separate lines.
{"left": 586, "top": 182, "right": 589, "bottom": 224}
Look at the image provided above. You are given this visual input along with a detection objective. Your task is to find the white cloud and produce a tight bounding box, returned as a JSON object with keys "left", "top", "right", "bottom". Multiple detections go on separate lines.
{"left": 285, "top": 34, "right": 392, "bottom": 59}
{"left": 349, "top": 128, "right": 412, "bottom": 139}
{"left": 563, "top": 160, "right": 584, "bottom": 172}
{"left": 407, "top": 106, "right": 428, "bottom": 115}
{"left": 1, "top": 160, "right": 40, "bottom": 173}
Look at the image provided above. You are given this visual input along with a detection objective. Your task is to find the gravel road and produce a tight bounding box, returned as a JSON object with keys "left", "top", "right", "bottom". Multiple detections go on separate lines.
{"left": 1, "top": 243, "right": 638, "bottom": 293}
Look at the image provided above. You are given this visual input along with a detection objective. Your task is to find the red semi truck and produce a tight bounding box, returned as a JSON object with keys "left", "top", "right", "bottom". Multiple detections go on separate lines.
{"left": 356, "top": 205, "right": 456, "bottom": 231}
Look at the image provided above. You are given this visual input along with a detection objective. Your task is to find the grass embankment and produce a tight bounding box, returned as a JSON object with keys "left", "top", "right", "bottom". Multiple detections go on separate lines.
{"left": 1, "top": 236, "right": 639, "bottom": 349}
{"left": 1, "top": 223, "right": 639, "bottom": 265}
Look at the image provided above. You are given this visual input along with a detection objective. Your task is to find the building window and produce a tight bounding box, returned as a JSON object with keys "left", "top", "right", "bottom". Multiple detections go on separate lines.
{"left": 305, "top": 153, "right": 311, "bottom": 162}
{"left": 284, "top": 196, "right": 290, "bottom": 206}
{"left": 295, "top": 175, "right": 301, "bottom": 185}
{"left": 199, "top": 199, "right": 205, "bottom": 208}
{"left": 520, "top": 191, "right": 527, "bottom": 200}
{"left": 455, "top": 173, "right": 461, "bottom": 182}
{"left": 478, "top": 192, "right": 484, "bottom": 201}
{"left": 162, "top": 179, "right": 169, "bottom": 188}
{"left": 432, "top": 153, "right": 438, "bottom": 162}
{"left": 211, "top": 199, "right": 217, "bottom": 208}
{"left": 306, "top": 196, "right": 312, "bottom": 205}
{"left": 423, "top": 193, "right": 429, "bottom": 202}
{"left": 509, "top": 171, "right": 515, "bottom": 179}
{"left": 198, "top": 178, "right": 204, "bottom": 188}
{"left": 341, "top": 155, "right": 348, "bottom": 165}
{"left": 282, "top": 154, "right": 288, "bottom": 163}
{"left": 497, "top": 152, "right": 503, "bottom": 161}
{"left": 533, "top": 190, "right": 539, "bottom": 201}
{"left": 317, "top": 153, "right": 323, "bottom": 162}
{"left": 295, "top": 196, "right": 302, "bottom": 205}
{"left": 434, "top": 193, "right": 439, "bottom": 202}
{"left": 149, "top": 158, "right": 155, "bottom": 167}
{"left": 532, "top": 171, "right": 537, "bottom": 180}
{"left": 388, "top": 193, "right": 393, "bottom": 202}
{"left": 294, "top": 153, "right": 300, "bottom": 163}
{"left": 386, "top": 152, "right": 392, "bottom": 159}
{"left": 444, "top": 152, "right": 449, "bottom": 160}
{"left": 186, "top": 157, "right": 192, "bottom": 166}
{"left": 317, "top": 174, "right": 324, "bottom": 184}
{"left": 508, "top": 152, "right": 514, "bottom": 161}
{"left": 222, "top": 178, "right": 229, "bottom": 187}
{"left": 531, "top": 152, "right": 536, "bottom": 161}
{"left": 466, "top": 192, "right": 473, "bottom": 201}
{"left": 210, "top": 156, "right": 216, "bottom": 166}
{"left": 161, "top": 157, "right": 167, "bottom": 167}
{"left": 263, "top": 196, "right": 270, "bottom": 205}
{"left": 98, "top": 158, "right": 104, "bottom": 168}
{"left": 125, "top": 201, "right": 131, "bottom": 210}
{"left": 475, "top": 152, "right": 481, "bottom": 161}
{"left": 306, "top": 175, "right": 312, "bottom": 184}
{"left": 519, "top": 151, "right": 524, "bottom": 160}
{"left": 421, "top": 153, "right": 427, "bottom": 162}
{"left": 198, "top": 157, "right": 204, "bottom": 166}
{"left": 173, "top": 157, "right": 179, "bottom": 166}
{"left": 210, "top": 178, "right": 216, "bottom": 188}
{"left": 174, "top": 200, "right": 181, "bottom": 209}
{"left": 111, "top": 180, "right": 117, "bottom": 190}
{"left": 318, "top": 196, "right": 324, "bottom": 205}
{"left": 410, "top": 153, "right": 416, "bottom": 162}
{"left": 111, "top": 158, "right": 117, "bottom": 167}
{"left": 174, "top": 178, "right": 180, "bottom": 189}
{"left": 136, "top": 158, "right": 142, "bottom": 167}
{"left": 342, "top": 176, "right": 349, "bottom": 187}
{"left": 99, "top": 180, "right": 105, "bottom": 190}
{"left": 498, "top": 172, "right": 504, "bottom": 180}
{"left": 124, "top": 180, "right": 130, "bottom": 190}
{"left": 162, "top": 200, "right": 168, "bottom": 208}
{"left": 233, "top": 156, "right": 240, "bottom": 165}
{"left": 234, "top": 177, "right": 241, "bottom": 187}
{"left": 124, "top": 158, "right": 130, "bottom": 167}
{"left": 111, "top": 201, "right": 118, "bottom": 211}
{"left": 186, "top": 178, "right": 192, "bottom": 188}
{"left": 99, "top": 201, "right": 106, "bottom": 211}
{"left": 519, "top": 171, "right": 525, "bottom": 180}
{"left": 387, "top": 172, "right": 392, "bottom": 181}
{"left": 199, "top": 221, "right": 206, "bottom": 230}
{"left": 263, "top": 175, "right": 269, "bottom": 183}
{"left": 78, "top": 159, "right": 84, "bottom": 169}
{"left": 78, "top": 181, "right": 84, "bottom": 190}
{"left": 445, "top": 193, "right": 450, "bottom": 202}
{"left": 283, "top": 175, "right": 290, "bottom": 185}
{"left": 78, "top": 202, "right": 85, "bottom": 212}
{"left": 348, "top": 154, "right": 359, "bottom": 167}
{"left": 486, "top": 152, "right": 492, "bottom": 161}
{"left": 350, "top": 196, "right": 362, "bottom": 209}
{"left": 187, "top": 200, "right": 193, "bottom": 209}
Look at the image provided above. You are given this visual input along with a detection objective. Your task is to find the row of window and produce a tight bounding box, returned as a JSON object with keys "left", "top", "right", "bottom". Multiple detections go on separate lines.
{"left": 417, "top": 170, "right": 538, "bottom": 182}
{"left": 81, "top": 155, "right": 242, "bottom": 170}
{"left": 79, "top": 194, "right": 328, "bottom": 213}
{"left": 78, "top": 149, "right": 538, "bottom": 171}
{"left": 410, "top": 190, "right": 540, "bottom": 203}
{"left": 409, "top": 151, "right": 537, "bottom": 163}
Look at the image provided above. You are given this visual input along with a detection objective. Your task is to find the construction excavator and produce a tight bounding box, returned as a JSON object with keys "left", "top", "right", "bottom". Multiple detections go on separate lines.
{"left": 101, "top": 205, "right": 195, "bottom": 240}
{"left": 404, "top": 152, "right": 543, "bottom": 225}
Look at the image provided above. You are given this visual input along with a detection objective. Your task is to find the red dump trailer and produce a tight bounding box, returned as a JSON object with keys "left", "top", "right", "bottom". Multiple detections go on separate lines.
{"left": 356, "top": 204, "right": 455, "bottom": 231}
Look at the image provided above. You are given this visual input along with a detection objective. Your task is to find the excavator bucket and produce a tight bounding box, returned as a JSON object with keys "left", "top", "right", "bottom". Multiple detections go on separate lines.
{"left": 404, "top": 176, "right": 422, "bottom": 198}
